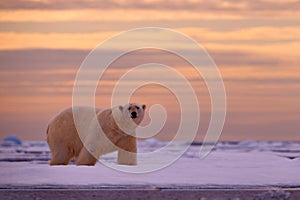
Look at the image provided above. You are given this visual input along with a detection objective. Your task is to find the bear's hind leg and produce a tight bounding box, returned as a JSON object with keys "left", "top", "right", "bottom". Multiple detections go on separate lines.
{"left": 76, "top": 146, "right": 98, "bottom": 166}
{"left": 49, "top": 146, "right": 74, "bottom": 165}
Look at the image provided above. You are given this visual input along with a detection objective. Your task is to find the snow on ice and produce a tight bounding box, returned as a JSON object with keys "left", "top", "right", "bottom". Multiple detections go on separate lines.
{"left": 0, "top": 137, "right": 299, "bottom": 189}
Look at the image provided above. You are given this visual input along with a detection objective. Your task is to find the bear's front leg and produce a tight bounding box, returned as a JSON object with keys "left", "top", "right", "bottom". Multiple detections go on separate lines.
{"left": 118, "top": 149, "right": 137, "bottom": 165}
{"left": 117, "top": 136, "right": 137, "bottom": 165}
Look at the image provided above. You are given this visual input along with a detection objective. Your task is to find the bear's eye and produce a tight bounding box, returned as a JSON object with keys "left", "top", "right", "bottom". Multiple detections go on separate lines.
{"left": 128, "top": 107, "right": 131, "bottom": 111}
{"left": 136, "top": 106, "right": 140, "bottom": 110}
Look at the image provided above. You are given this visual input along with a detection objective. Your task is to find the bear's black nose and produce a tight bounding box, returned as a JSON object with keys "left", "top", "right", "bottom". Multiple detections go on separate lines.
{"left": 131, "top": 112, "right": 137, "bottom": 118}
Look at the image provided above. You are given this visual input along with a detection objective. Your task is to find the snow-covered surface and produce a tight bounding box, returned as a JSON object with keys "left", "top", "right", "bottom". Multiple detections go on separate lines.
{"left": 0, "top": 139, "right": 299, "bottom": 189}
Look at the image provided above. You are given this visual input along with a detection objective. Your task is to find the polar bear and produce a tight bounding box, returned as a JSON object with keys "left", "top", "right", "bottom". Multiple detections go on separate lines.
{"left": 46, "top": 103, "right": 146, "bottom": 166}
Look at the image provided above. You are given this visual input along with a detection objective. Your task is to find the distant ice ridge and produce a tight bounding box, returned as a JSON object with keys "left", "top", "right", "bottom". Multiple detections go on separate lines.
{"left": 1, "top": 135, "right": 22, "bottom": 147}
{"left": 1, "top": 136, "right": 300, "bottom": 163}
{"left": 0, "top": 138, "right": 50, "bottom": 163}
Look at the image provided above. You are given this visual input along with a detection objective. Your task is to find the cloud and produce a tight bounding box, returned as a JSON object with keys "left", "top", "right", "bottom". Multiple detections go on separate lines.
{"left": 0, "top": 32, "right": 115, "bottom": 49}
{"left": 1, "top": 9, "right": 226, "bottom": 22}
{"left": 0, "top": 48, "right": 294, "bottom": 71}
{"left": 1, "top": 49, "right": 299, "bottom": 96}
{"left": 1, "top": 26, "right": 299, "bottom": 64}
{"left": 0, "top": 49, "right": 88, "bottom": 70}
{"left": 1, "top": 19, "right": 300, "bottom": 33}
{"left": 0, "top": 0, "right": 299, "bottom": 12}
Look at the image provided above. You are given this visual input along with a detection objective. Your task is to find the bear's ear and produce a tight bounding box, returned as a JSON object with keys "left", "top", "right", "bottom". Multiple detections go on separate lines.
{"left": 119, "top": 105, "right": 123, "bottom": 111}
{"left": 142, "top": 104, "right": 146, "bottom": 110}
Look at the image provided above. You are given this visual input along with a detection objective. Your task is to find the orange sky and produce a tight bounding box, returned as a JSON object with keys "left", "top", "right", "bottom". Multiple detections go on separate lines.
{"left": 0, "top": 0, "right": 300, "bottom": 141}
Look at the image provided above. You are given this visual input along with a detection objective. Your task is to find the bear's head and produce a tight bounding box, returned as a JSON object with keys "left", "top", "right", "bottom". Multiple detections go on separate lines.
{"left": 119, "top": 102, "right": 146, "bottom": 125}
